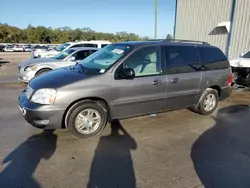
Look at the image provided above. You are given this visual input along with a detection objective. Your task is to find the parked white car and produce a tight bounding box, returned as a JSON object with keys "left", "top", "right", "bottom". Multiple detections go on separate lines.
{"left": 4, "top": 45, "right": 14, "bottom": 52}
{"left": 230, "top": 51, "right": 250, "bottom": 87}
{"left": 31, "top": 45, "right": 49, "bottom": 58}
{"left": 36, "top": 40, "right": 111, "bottom": 58}
{"left": 13, "top": 45, "right": 24, "bottom": 52}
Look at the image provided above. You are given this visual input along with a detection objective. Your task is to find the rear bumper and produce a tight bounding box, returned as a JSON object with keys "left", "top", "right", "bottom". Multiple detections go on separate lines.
{"left": 18, "top": 90, "right": 66, "bottom": 129}
{"left": 220, "top": 86, "right": 232, "bottom": 100}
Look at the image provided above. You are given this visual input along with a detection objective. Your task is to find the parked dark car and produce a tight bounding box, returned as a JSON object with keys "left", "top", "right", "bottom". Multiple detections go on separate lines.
{"left": 18, "top": 40, "right": 232, "bottom": 139}
{"left": 0, "top": 45, "right": 5, "bottom": 52}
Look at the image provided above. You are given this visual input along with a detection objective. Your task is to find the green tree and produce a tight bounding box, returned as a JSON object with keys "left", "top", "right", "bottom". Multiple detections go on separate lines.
{"left": 0, "top": 23, "right": 149, "bottom": 44}
{"left": 166, "top": 34, "right": 173, "bottom": 40}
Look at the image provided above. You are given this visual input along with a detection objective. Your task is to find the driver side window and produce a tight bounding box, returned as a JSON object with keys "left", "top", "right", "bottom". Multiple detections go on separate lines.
{"left": 72, "top": 50, "right": 90, "bottom": 60}
{"left": 123, "top": 46, "right": 162, "bottom": 77}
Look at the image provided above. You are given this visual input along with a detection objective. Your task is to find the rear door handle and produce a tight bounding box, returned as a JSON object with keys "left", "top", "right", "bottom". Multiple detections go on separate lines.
{"left": 171, "top": 78, "right": 179, "bottom": 83}
{"left": 152, "top": 79, "right": 162, "bottom": 86}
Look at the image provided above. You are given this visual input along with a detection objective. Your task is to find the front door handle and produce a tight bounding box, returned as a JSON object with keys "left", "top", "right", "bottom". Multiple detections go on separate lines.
{"left": 171, "top": 78, "right": 179, "bottom": 83}
{"left": 152, "top": 80, "right": 162, "bottom": 86}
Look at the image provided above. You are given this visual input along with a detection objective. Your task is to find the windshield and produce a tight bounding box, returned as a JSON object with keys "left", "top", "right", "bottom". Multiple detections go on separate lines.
{"left": 56, "top": 43, "right": 71, "bottom": 52}
{"left": 79, "top": 44, "right": 131, "bottom": 73}
{"left": 243, "top": 51, "right": 250, "bottom": 58}
{"left": 52, "top": 49, "right": 75, "bottom": 60}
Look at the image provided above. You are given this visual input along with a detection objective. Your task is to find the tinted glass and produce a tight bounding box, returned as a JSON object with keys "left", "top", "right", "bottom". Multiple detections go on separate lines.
{"left": 85, "top": 44, "right": 98, "bottom": 48}
{"left": 72, "top": 44, "right": 98, "bottom": 48}
{"left": 101, "top": 44, "right": 108, "bottom": 48}
{"left": 52, "top": 49, "right": 75, "bottom": 60}
{"left": 72, "top": 50, "right": 96, "bottom": 60}
{"left": 243, "top": 51, "right": 250, "bottom": 58}
{"left": 163, "top": 46, "right": 200, "bottom": 74}
{"left": 199, "top": 47, "right": 229, "bottom": 70}
{"left": 123, "top": 46, "right": 162, "bottom": 77}
{"left": 56, "top": 43, "right": 70, "bottom": 51}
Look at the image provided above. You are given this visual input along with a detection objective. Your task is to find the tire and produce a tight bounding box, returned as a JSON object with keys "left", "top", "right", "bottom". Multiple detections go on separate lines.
{"left": 66, "top": 101, "right": 108, "bottom": 139}
{"left": 194, "top": 88, "right": 219, "bottom": 115}
{"left": 35, "top": 68, "right": 51, "bottom": 76}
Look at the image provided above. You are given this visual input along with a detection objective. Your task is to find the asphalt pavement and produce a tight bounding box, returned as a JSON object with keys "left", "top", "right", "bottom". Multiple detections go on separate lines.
{"left": 1, "top": 52, "right": 250, "bottom": 188}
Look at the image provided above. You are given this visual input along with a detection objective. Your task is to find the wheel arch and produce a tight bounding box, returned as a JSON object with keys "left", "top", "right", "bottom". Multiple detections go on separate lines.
{"left": 62, "top": 97, "right": 110, "bottom": 129}
{"left": 35, "top": 67, "right": 53, "bottom": 76}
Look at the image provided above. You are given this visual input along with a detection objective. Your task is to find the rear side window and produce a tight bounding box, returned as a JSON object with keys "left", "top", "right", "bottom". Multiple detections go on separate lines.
{"left": 199, "top": 47, "right": 229, "bottom": 70}
{"left": 163, "top": 46, "right": 200, "bottom": 74}
{"left": 101, "top": 44, "right": 108, "bottom": 48}
{"left": 72, "top": 44, "right": 98, "bottom": 48}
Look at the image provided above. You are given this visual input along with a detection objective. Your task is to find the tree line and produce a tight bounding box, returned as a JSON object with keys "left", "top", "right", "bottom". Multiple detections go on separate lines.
{"left": 0, "top": 23, "right": 150, "bottom": 44}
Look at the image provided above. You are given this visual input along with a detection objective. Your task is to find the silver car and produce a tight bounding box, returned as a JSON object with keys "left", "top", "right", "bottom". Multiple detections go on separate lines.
{"left": 18, "top": 47, "right": 98, "bottom": 83}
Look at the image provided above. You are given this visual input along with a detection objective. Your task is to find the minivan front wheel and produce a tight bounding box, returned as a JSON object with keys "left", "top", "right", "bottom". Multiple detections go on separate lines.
{"left": 66, "top": 101, "right": 108, "bottom": 139}
{"left": 196, "top": 88, "right": 219, "bottom": 115}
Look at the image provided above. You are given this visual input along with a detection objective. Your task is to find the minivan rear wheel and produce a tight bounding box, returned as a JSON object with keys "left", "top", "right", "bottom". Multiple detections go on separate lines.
{"left": 195, "top": 88, "right": 219, "bottom": 115}
{"left": 66, "top": 101, "right": 107, "bottom": 139}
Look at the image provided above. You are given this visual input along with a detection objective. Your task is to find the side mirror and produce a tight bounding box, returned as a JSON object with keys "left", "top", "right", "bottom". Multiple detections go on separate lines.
{"left": 118, "top": 68, "right": 135, "bottom": 79}
{"left": 68, "top": 56, "right": 76, "bottom": 61}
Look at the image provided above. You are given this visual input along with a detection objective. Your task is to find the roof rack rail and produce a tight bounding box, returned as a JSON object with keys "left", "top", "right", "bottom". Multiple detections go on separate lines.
{"left": 148, "top": 39, "right": 209, "bottom": 45}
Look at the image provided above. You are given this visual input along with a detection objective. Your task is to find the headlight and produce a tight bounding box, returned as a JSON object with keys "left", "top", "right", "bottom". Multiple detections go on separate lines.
{"left": 30, "top": 88, "right": 57, "bottom": 105}
{"left": 25, "top": 65, "right": 37, "bottom": 72}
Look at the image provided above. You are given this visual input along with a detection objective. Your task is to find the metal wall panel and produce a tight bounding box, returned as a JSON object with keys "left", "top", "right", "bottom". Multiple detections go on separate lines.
{"left": 175, "top": 0, "right": 232, "bottom": 53}
{"left": 230, "top": 0, "right": 250, "bottom": 58}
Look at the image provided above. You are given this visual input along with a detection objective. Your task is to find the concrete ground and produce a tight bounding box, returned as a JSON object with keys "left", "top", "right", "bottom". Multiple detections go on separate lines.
{"left": 0, "top": 52, "right": 250, "bottom": 188}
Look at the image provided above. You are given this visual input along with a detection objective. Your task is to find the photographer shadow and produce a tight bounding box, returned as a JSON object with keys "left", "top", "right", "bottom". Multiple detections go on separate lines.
{"left": 87, "top": 120, "right": 137, "bottom": 188}
{"left": 191, "top": 105, "right": 250, "bottom": 188}
{"left": 0, "top": 130, "right": 57, "bottom": 188}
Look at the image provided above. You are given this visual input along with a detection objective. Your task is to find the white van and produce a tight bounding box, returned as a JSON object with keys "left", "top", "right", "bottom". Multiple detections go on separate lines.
{"left": 33, "top": 41, "right": 111, "bottom": 58}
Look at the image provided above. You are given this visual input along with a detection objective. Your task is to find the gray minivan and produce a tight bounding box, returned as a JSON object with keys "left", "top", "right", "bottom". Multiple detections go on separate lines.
{"left": 18, "top": 40, "right": 232, "bottom": 139}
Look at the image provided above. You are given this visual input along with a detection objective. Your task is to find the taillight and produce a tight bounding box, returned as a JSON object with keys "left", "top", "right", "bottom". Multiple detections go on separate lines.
{"left": 227, "top": 73, "right": 233, "bottom": 86}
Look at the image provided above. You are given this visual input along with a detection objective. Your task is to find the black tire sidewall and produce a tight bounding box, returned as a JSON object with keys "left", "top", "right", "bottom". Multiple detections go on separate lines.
{"left": 66, "top": 102, "right": 107, "bottom": 139}
{"left": 198, "top": 89, "right": 219, "bottom": 115}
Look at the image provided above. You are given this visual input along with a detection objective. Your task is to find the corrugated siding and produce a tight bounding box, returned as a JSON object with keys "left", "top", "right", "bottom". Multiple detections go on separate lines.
{"left": 175, "top": 0, "right": 232, "bottom": 53}
{"left": 230, "top": 0, "right": 250, "bottom": 58}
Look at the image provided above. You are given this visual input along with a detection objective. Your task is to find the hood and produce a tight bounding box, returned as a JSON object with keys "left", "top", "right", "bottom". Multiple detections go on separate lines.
{"left": 230, "top": 58, "right": 250, "bottom": 68}
{"left": 18, "top": 58, "right": 60, "bottom": 68}
{"left": 29, "top": 65, "right": 93, "bottom": 90}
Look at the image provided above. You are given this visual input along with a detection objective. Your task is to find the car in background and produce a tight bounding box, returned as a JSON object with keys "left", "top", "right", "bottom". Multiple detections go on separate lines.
{"left": 0, "top": 45, "right": 5, "bottom": 52}
{"left": 18, "top": 40, "right": 232, "bottom": 139}
{"left": 230, "top": 51, "right": 250, "bottom": 87}
{"left": 32, "top": 45, "right": 49, "bottom": 58}
{"left": 23, "top": 46, "right": 32, "bottom": 52}
{"left": 18, "top": 47, "right": 98, "bottom": 83}
{"left": 3, "top": 45, "right": 14, "bottom": 52}
{"left": 13, "top": 45, "right": 24, "bottom": 52}
{"left": 37, "top": 40, "right": 111, "bottom": 58}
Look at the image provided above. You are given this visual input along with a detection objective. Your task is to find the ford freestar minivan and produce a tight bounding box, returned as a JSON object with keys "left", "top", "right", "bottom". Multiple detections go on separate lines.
{"left": 18, "top": 40, "right": 232, "bottom": 139}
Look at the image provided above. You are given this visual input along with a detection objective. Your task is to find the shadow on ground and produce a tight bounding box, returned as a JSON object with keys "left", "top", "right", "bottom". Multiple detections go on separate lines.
{"left": 0, "top": 130, "right": 57, "bottom": 188}
{"left": 87, "top": 120, "right": 137, "bottom": 188}
{"left": 0, "top": 61, "right": 9, "bottom": 64}
{"left": 191, "top": 105, "right": 250, "bottom": 188}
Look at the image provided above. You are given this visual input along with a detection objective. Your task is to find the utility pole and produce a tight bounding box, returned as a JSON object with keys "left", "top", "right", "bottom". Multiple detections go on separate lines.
{"left": 154, "top": 0, "right": 158, "bottom": 39}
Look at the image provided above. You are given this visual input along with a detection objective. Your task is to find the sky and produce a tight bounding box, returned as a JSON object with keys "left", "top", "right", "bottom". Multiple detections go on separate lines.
{"left": 0, "top": 0, "right": 176, "bottom": 38}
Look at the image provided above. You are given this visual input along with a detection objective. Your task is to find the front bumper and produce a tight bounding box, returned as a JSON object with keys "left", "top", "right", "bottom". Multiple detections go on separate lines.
{"left": 18, "top": 68, "right": 36, "bottom": 83}
{"left": 18, "top": 90, "right": 66, "bottom": 129}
